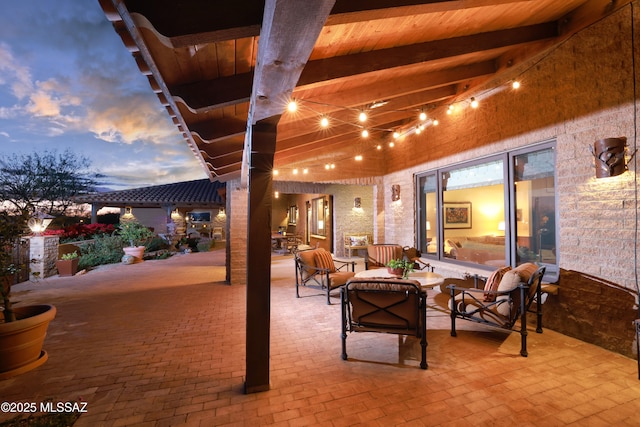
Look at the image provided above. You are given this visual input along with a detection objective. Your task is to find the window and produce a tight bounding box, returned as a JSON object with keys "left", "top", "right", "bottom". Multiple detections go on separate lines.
{"left": 416, "top": 142, "right": 557, "bottom": 280}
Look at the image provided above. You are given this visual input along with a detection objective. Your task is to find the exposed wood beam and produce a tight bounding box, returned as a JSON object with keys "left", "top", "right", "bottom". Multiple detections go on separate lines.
{"left": 298, "top": 23, "right": 558, "bottom": 87}
{"left": 171, "top": 74, "right": 253, "bottom": 113}
{"left": 327, "top": 0, "right": 536, "bottom": 25}
{"left": 124, "top": 0, "right": 264, "bottom": 45}
{"left": 189, "top": 117, "right": 247, "bottom": 143}
{"left": 289, "top": 61, "right": 496, "bottom": 122}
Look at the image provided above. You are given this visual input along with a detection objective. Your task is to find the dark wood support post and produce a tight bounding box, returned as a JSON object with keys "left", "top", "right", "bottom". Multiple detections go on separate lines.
{"left": 244, "top": 115, "right": 279, "bottom": 393}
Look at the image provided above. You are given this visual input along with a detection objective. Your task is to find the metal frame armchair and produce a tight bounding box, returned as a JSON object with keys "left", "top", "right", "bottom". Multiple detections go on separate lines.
{"left": 365, "top": 243, "right": 403, "bottom": 269}
{"left": 341, "top": 278, "right": 427, "bottom": 369}
{"left": 448, "top": 264, "right": 546, "bottom": 357}
{"left": 294, "top": 248, "right": 355, "bottom": 304}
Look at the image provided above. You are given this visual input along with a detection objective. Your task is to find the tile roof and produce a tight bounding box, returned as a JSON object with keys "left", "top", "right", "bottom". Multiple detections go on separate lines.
{"left": 74, "top": 179, "right": 225, "bottom": 207}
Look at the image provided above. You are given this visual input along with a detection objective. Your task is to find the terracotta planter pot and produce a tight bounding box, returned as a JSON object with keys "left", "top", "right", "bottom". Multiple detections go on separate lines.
{"left": 0, "top": 304, "right": 56, "bottom": 379}
{"left": 387, "top": 267, "right": 404, "bottom": 277}
{"left": 56, "top": 258, "right": 79, "bottom": 276}
{"left": 123, "top": 246, "right": 145, "bottom": 263}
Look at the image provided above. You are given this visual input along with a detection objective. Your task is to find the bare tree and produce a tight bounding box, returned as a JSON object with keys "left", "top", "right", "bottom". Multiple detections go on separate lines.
{"left": 0, "top": 149, "right": 97, "bottom": 216}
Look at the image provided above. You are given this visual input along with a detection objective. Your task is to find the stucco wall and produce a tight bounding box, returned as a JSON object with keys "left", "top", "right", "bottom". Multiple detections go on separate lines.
{"left": 384, "top": 6, "right": 640, "bottom": 291}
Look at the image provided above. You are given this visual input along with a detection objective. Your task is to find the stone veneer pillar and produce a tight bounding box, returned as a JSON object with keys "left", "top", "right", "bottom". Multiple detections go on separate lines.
{"left": 27, "top": 235, "right": 59, "bottom": 280}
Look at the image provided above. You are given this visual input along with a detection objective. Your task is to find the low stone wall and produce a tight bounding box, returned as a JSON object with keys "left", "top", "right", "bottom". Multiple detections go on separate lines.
{"left": 542, "top": 269, "right": 638, "bottom": 358}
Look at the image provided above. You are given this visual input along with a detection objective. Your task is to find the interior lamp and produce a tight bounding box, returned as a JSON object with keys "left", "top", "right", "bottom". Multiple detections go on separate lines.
{"left": 28, "top": 212, "right": 54, "bottom": 236}
{"left": 426, "top": 221, "right": 431, "bottom": 231}
{"left": 498, "top": 221, "right": 506, "bottom": 232}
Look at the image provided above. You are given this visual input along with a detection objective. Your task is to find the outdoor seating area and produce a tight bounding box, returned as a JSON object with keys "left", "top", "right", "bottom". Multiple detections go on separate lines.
{"left": 2, "top": 250, "right": 640, "bottom": 426}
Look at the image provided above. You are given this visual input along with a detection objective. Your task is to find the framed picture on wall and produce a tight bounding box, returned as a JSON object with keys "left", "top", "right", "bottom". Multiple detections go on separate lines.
{"left": 443, "top": 202, "right": 472, "bottom": 229}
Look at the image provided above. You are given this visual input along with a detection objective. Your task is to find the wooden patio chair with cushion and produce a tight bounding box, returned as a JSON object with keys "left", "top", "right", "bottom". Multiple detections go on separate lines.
{"left": 341, "top": 278, "right": 427, "bottom": 369}
{"left": 365, "top": 244, "right": 403, "bottom": 269}
{"left": 294, "top": 248, "right": 356, "bottom": 304}
{"left": 448, "top": 263, "right": 546, "bottom": 357}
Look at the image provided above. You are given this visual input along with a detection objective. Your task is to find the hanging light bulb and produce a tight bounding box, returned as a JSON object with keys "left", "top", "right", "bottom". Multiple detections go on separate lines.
{"left": 325, "top": 164, "right": 330, "bottom": 170}
{"left": 512, "top": 80, "right": 521, "bottom": 89}
{"left": 330, "top": 163, "right": 335, "bottom": 169}
{"left": 287, "top": 100, "right": 297, "bottom": 112}
{"left": 273, "top": 169, "right": 279, "bottom": 176}
{"left": 389, "top": 141, "right": 395, "bottom": 148}
{"left": 355, "top": 155, "right": 363, "bottom": 161}
{"left": 447, "top": 105, "right": 454, "bottom": 115}
{"left": 415, "top": 126, "right": 421, "bottom": 135}
{"left": 433, "top": 119, "right": 439, "bottom": 126}
{"left": 320, "top": 116, "right": 329, "bottom": 128}
{"left": 376, "top": 144, "right": 382, "bottom": 150}
{"left": 358, "top": 111, "right": 367, "bottom": 122}
{"left": 292, "top": 168, "right": 299, "bottom": 175}
{"left": 419, "top": 110, "right": 427, "bottom": 121}
{"left": 361, "top": 129, "right": 369, "bottom": 138}
{"left": 393, "top": 131, "right": 400, "bottom": 139}
{"left": 303, "top": 168, "right": 308, "bottom": 174}
{"left": 470, "top": 97, "right": 479, "bottom": 108}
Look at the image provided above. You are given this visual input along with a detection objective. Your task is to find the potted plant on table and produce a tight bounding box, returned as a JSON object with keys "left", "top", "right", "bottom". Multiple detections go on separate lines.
{"left": 386, "top": 258, "right": 414, "bottom": 279}
{"left": 56, "top": 251, "right": 79, "bottom": 277}
{"left": 0, "top": 211, "right": 56, "bottom": 379}
{"left": 117, "top": 219, "right": 155, "bottom": 263}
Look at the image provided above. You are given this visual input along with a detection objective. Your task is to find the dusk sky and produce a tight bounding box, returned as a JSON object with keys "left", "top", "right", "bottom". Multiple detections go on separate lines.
{"left": 0, "top": 0, "right": 207, "bottom": 191}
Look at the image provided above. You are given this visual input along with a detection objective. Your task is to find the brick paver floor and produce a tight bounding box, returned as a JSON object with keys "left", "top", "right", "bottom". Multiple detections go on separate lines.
{"left": 1, "top": 249, "right": 639, "bottom": 426}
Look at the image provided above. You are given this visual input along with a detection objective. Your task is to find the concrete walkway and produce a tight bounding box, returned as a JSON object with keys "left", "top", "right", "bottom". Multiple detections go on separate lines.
{"left": 1, "top": 250, "right": 640, "bottom": 426}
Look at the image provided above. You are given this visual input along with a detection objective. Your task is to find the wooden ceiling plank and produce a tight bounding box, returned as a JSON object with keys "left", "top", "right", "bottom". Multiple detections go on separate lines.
{"left": 298, "top": 22, "right": 558, "bottom": 87}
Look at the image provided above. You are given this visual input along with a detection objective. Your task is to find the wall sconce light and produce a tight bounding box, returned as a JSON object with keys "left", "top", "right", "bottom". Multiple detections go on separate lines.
{"left": 124, "top": 206, "right": 132, "bottom": 216}
{"left": 354, "top": 197, "right": 361, "bottom": 208}
{"left": 591, "top": 137, "right": 636, "bottom": 178}
{"left": 28, "top": 212, "right": 54, "bottom": 236}
{"left": 391, "top": 184, "right": 401, "bottom": 201}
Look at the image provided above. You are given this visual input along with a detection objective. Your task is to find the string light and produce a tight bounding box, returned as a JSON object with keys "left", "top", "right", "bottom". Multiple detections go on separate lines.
{"left": 393, "top": 131, "right": 400, "bottom": 139}
{"left": 419, "top": 111, "right": 427, "bottom": 121}
{"left": 355, "top": 155, "right": 363, "bottom": 161}
{"left": 470, "top": 97, "right": 479, "bottom": 108}
{"left": 512, "top": 80, "right": 521, "bottom": 89}
{"left": 273, "top": 169, "right": 279, "bottom": 176}
{"left": 389, "top": 141, "right": 395, "bottom": 147}
{"left": 287, "top": 100, "right": 297, "bottom": 112}
{"left": 320, "top": 116, "right": 329, "bottom": 127}
{"left": 292, "top": 168, "right": 299, "bottom": 175}
{"left": 361, "top": 129, "right": 369, "bottom": 138}
{"left": 358, "top": 111, "right": 367, "bottom": 122}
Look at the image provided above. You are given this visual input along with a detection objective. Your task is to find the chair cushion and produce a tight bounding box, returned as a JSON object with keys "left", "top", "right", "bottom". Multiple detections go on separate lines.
{"left": 350, "top": 236, "right": 368, "bottom": 246}
{"left": 495, "top": 270, "right": 522, "bottom": 316}
{"left": 514, "top": 262, "right": 538, "bottom": 283}
{"left": 297, "top": 249, "right": 318, "bottom": 279}
{"left": 314, "top": 249, "right": 336, "bottom": 272}
{"left": 328, "top": 271, "right": 355, "bottom": 288}
{"left": 483, "top": 266, "right": 512, "bottom": 302}
{"left": 369, "top": 245, "right": 401, "bottom": 267}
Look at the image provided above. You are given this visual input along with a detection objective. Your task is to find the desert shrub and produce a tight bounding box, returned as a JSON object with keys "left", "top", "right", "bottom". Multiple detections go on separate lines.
{"left": 78, "top": 235, "right": 124, "bottom": 269}
{"left": 144, "top": 236, "right": 170, "bottom": 253}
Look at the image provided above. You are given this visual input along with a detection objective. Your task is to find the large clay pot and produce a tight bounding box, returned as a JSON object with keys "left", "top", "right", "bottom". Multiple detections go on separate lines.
{"left": 0, "top": 304, "right": 56, "bottom": 379}
{"left": 122, "top": 246, "right": 145, "bottom": 263}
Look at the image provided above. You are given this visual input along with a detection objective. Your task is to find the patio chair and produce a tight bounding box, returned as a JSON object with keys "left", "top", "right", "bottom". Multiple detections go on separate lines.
{"left": 448, "top": 263, "right": 546, "bottom": 357}
{"left": 402, "top": 246, "right": 433, "bottom": 271}
{"left": 341, "top": 278, "right": 427, "bottom": 369}
{"left": 294, "top": 248, "right": 355, "bottom": 304}
{"left": 365, "top": 243, "right": 403, "bottom": 269}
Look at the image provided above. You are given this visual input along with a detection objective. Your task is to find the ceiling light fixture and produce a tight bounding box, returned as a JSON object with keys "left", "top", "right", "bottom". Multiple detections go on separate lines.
{"left": 287, "top": 100, "right": 297, "bottom": 112}
{"left": 358, "top": 111, "right": 367, "bottom": 122}
{"left": 419, "top": 110, "right": 427, "bottom": 121}
{"left": 369, "top": 100, "right": 388, "bottom": 109}
{"left": 320, "top": 116, "right": 329, "bottom": 128}
{"left": 361, "top": 129, "right": 369, "bottom": 138}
